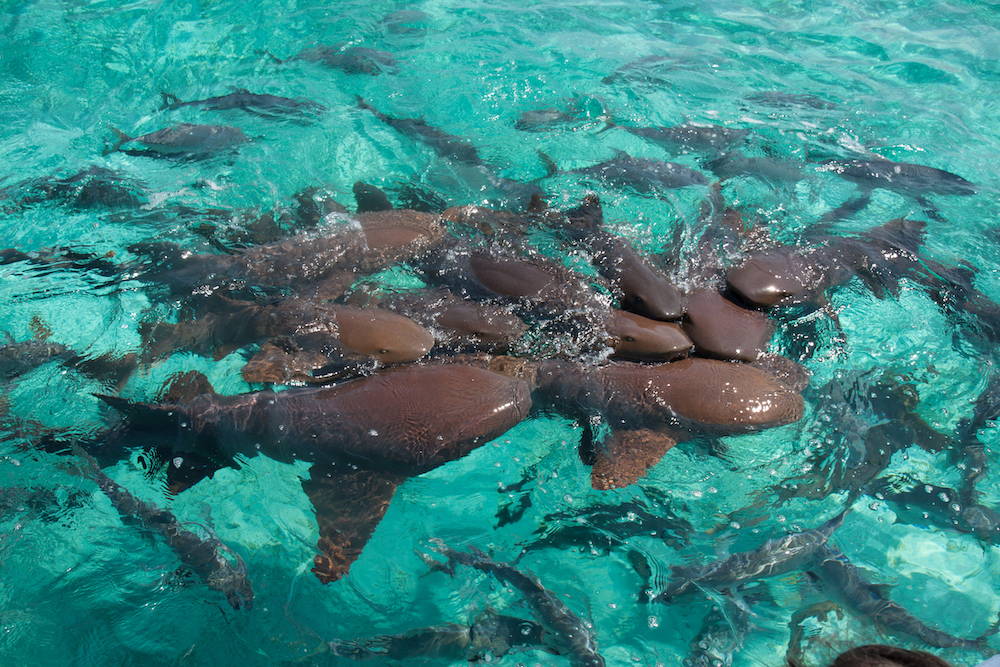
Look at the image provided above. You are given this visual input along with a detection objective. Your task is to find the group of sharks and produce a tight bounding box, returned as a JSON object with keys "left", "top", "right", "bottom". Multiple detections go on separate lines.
{"left": 2, "top": 37, "right": 998, "bottom": 666}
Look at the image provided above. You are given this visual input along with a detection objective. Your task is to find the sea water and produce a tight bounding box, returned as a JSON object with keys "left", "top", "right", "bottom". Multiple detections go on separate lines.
{"left": 1, "top": 0, "right": 999, "bottom": 665}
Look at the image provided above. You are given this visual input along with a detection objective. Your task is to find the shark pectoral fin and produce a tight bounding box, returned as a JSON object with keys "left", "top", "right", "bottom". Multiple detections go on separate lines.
{"left": 302, "top": 465, "right": 406, "bottom": 584}
{"left": 165, "top": 449, "right": 230, "bottom": 495}
{"left": 590, "top": 428, "right": 678, "bottom": 490}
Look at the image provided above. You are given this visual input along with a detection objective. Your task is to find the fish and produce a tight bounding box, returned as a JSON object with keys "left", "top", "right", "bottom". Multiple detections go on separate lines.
{"left": 568, "top": 151, "right": 709, "bottom": 192}
{"left": 743, "top": 92, "right": 838, "bottom": 110}
{"left": 72, "top": 444, "right": 253, "bottom": 610}
{"left": 133, "top": 208, "right": 447, "bottom": 300}
{"left": 624, "top": 124, "right": 749, "bottom": 154}
{"left": 684, "top": 590, "right": 759, "bottom": 667}
{"left": 103, "top": 123, "right": 250, "bottom": 158}
{"left": 139, "top": 294, "right": 434, "bottom": 383}
{"left": 379, "top": 9, "right": 432, "bottom": 36}
{"left": 99, "top": 364, "right": 532, "bottom": 584}
{"left": 0, "top": 335, "right": 74, "bottom": 381}
{"left": 681, "top": 289, "right": 774, "bottom": 362}
{"left": 703, "top": 151, "right": 805, "bottom": 183}
{"left": 514, "top": 96, "right": 611, "bottom": 132}
{"left": 189, "top": 185, "right": 349, "bottom": 252}
{"left": 352, "top": 181, "right": 394, "bottom": 212}
{"left": 357, "top": 96, "right": 484, "bottom": 165}
{"left": 657, "top": 510, "right": 848, "bottom": 602}
{"left": 291, "top": 45, "right": 397, "bottom": 75}
{"left": 0, "top": 333, "right": 136, "bottom": 389}
{"left": 328, "top": 608, "right": 548, "bottom": 662}
{"left": 535, "top": 358, "right": 804, "bottom": 489}
{"left": 541, "top": 193, "right": 685, "bottom": 321}
{"left": 818, "top": 158, "right": 977, "bottom": 197}
{"left": 2, "top": 165, "right": 146, "bottom": 211}
{"left": 526, "top": 495, "right": 694, "bottom": 558}
{"left": 377, "top": 288, "right": 529, "bottom": 354}
{"left": 725, "top": 217, "right": 930, "bottom": 309}
{"left": 572, "top": 227, "right": 685, "bottom": 321}
{"left": 952, "top": 373, "right": 1000, "bottom": 512}
{"left": 415, "top": 240, "right": 617, "bottom": 359}
{"left": 422, "top": 541, "right": 606, "bottom": 667}
{"left": 867, "top": 477, "right": 1000, "bottom": 541}
{"left": 159, "top": 89, "right": 324, "bottom": 116}
{"left": 609, "top": 310, "right": 692, "bottom": 361}
{"left": 773, "top": 369, "right": 951, "bottom": 504}
{"left": 516, "top": 108, "right": 586, "bottom": 131}
{"left": 809, "top": 544, "right": 999, "bottom": 649}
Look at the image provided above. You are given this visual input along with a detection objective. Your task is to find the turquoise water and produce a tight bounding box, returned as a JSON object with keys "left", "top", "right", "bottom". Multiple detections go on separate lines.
{"left": 2, "top": 0, "right": 1000, "bottom": 665}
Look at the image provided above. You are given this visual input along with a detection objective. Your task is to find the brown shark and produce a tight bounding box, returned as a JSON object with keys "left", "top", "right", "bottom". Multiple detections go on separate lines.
{"left": 682, "top": 289, "right": 774, "bottom": 362}
{"left": 136, "top": 208, "right": 447, "bottom": 300}
{"left": 141, "top": 294, "right": 434, "bottom": 383}
{"left": 100, "top": 364, "right": 532, "bottom": 584}
{"left": 532, "top": 358, "right": 804, "bottom": 489}
{"left": 609, "top": 310, "right": 692, "bottom": 361}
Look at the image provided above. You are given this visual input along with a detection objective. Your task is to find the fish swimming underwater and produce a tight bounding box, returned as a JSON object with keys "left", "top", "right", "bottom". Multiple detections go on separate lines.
{"left": 422, "top": 541, "right": 606, "bottom": 667}
{"left": 140, "top": 294, "right": 435, "bottom": 384}
{"left": 743, "top": 92, "right": 838, "bottom": 110}
{"left": 533, "top": 357, "right": 805, "bottom": 489}
{"left": 133, "top": 207, "right": 447, "bottom": 300}
{"left": 357, "top": 96, "right": 484, "bottom": 166}
{"left": 681, "top": 289, "right": 774, "bottom": 362}
{"left": 568, "top": 151, "right": 709, "bottom": 192}
{"left": 808, "top": 544, "right": 999, "bottom": 649}
{"left": 818, "top": 158, "right": 977, "bottom": 197}
{"left": 549, "top": 197, "right": 685, "bottom": 321}
{"left": 624, "top": 123, "right": 750, "bottom": 154}
{"left": 99, "top": 363, "right": 532, "bottom": 584}
{"left": 703, "top": 151, "right": 805, "bottom": 184}
{"left": 724, "top": 217, "right": 930, "bottom": 309}
{"left": 327, "top": 608, "right": 547, "bottom": 663}
{"left": 160, "top": 89, "right": 325, "bottom": 116}
{"left": 72, "top": 445, "right": 253, "bottom": 610}
{"left": 817, "top": 157, "right": 976, "bottom": 222}
{"left": 103, "top": 123, "right": 250, "bottom": 158}
{"left": 656, "top": 510, "right": 848, "bottom": 602}
{"left": 684, "top": 590, "right": 760, "bottom": 667}
{"left": 288, "top": 45, "right": 397, "bottom": 75}
{"left": 1, "top": 165, "right": 147, "bottom": 211}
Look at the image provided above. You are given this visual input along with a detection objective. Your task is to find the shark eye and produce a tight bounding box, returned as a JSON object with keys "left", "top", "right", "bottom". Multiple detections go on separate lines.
{"left": 625, "top": 336, "right": 636, "bottom": 342}
{"left": 379, "top": 349, "right": 389, "bottom": 354}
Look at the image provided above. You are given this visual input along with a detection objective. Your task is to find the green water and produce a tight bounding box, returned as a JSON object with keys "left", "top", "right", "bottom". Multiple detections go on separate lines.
{"left": 2, "top": 0, "right": 1000, "bottom": 665}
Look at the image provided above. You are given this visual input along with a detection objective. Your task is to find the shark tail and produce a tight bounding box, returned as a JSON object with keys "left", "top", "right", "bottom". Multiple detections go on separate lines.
{"left": 159, "top": 92, "right": 183, "bottom": 111}
{"left": 819, "top": 507, "right": 851, "bottom": 537}
{"left": 103, "top": 126, "right": 131, "bottom": 156}
{"left": 975, "top": 611, "right": 1000, "bottom": 644}
{"left": 415, "top": 548, "right": 456, "bottom": 577}
{"left": 538, "top": 150, "right": 559, "bottom": 178}
{"left": 355, "top": 96, "right": 388, "bottom": 123}
{"left": 96, "top": 394, "right": 184, "bottom": 431}
{"left": 67, "top": 351, "right": 138, "bottom": 390}
{"left": 255, "top": 49, "right": 287, "bottom": 65}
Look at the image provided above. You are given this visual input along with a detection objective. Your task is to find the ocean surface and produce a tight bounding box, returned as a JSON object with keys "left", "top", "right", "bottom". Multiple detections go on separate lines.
{"left": 2, "top": 0, "right": 1000, "bottom": 666}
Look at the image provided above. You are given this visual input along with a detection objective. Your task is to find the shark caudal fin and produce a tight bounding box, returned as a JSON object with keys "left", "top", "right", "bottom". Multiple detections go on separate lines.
{"left": 159, "top": 92, "right": 183, "bottom": 110}
{"left": 96, "top": 394, "right": 184, "bottom": 431}
{"left": 102, "top": 126, "right": 132, "bottom": 156}
{"left": 818, "top": 508, "right": 851, "bottom": 538}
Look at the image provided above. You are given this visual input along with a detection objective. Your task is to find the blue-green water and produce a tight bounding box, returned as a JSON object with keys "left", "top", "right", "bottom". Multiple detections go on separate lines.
{"left": 2, "top": 0, "right": 1000, "bottom": 665}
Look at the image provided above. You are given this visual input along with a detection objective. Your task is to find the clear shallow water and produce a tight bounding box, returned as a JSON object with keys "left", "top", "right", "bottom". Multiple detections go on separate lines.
{"left": 2, "top": 0, "right": 1000, "bottom": 666}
